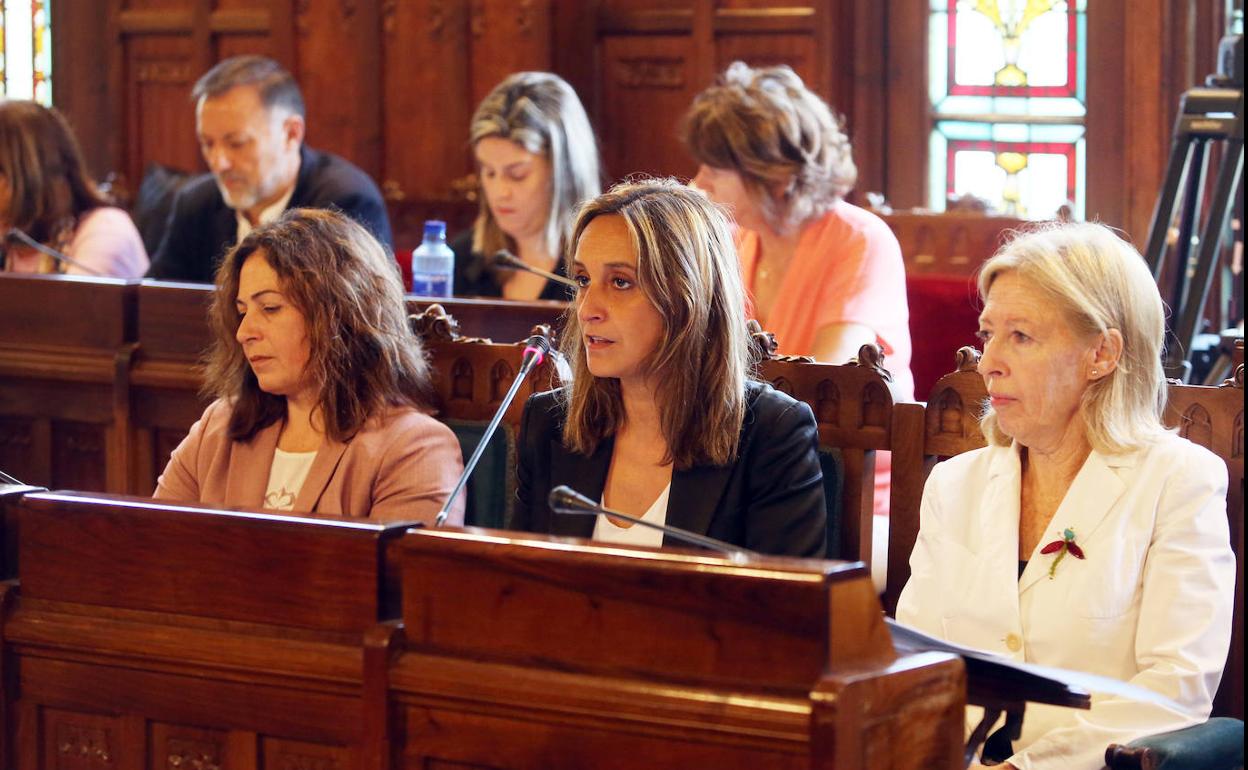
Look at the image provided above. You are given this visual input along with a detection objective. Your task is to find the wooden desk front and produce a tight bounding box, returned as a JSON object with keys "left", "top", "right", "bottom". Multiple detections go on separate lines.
{"left": 0, "top": 489, "right": 966, "bottom": 769}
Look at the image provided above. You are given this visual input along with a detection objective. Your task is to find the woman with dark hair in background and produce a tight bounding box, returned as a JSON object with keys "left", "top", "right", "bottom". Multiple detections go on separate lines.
{"left": 454, "top": 71, "right": 601, "bottom": 300}
{"left": 0, "top": 99, "right": 147, "bottom": 277}
{"left": 156, "top": 208, "right": 464, "bottom": 524}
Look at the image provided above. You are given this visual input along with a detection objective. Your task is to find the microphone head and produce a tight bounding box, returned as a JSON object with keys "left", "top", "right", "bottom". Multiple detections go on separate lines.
{"left": 522, "top": 330, "right": 552, "bottom": 367}
{"left": 548, "top": 485, "right": 598, "bottom": 513}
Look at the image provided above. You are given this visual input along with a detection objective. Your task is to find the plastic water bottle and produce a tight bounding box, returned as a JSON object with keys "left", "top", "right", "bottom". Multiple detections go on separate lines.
{"left": 411, "top": 220, "right": 454, "bottom": 297}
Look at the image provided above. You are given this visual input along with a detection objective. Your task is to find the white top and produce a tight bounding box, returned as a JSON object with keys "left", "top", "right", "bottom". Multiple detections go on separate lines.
{"left": 263, "top": 447, "right": 317, "bottom": 511}
{"left": 592, "top": 484, "right": 671, "bottom": 548}
{"left": 235, "top": 183, "right": 297, "bottom": 242}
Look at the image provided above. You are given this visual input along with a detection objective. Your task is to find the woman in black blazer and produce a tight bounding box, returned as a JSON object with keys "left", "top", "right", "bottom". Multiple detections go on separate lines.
{"left": 513, "top": 179, "right": 826, "bottom": 558}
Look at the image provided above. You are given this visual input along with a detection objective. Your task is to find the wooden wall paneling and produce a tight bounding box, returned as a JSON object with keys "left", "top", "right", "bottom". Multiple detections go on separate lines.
{"left": 551, "top": 0, "right": 600, "bottom": 123}
{"left": 714, "top": 33, "right": 818, "bottom": 86}
{"left": 123, "top": 34, "right": 205, "bottom": 185}
{"left": 599, "top": 34, "right": 702, "bottom": 180}
{"left": 51, "top": 1, "right": 115, "bottom": 182}
{"left": 295, "top": 0, "right": 383, "bottom": 178}
{"left": 381, "top": 1, "right": 474, "bottom": 207}
{"left": 882, "top": 0, "right": 929, "bottom": 211}
{"left": 844, "top": 0, "right": 888, "bottom": 201}
{"left": 468, "top": 0, "right": 554, "bottom": 106}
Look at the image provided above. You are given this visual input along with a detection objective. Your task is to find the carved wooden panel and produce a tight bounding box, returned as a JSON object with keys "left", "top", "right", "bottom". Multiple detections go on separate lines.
{"left": 0, "top": 416, "right": 49, "bottom": 488}
{"left": 469, "top": 0, "right": 553, "bottom": 106}
{"left": 295, "top": 0, "right": 381, "bottom": 177}
{"left": 52, "top": 422, "right": 110, "bottom": 493}
{"left": 599, "top": 35, "right": 699, "bottom": 179}
{"left": 150, "top": 723, "right": 227, "bottom": 770}
{"left": 381, "top": 0, "right": 474, "bottom": 205}
{"left": 42, "top": 709, "right": 123, "bottom": 770}
{"left": 715, "top": 34, "right": 815, "bottom": 85}
{"left": 261, "top": 737, "right": 348, "bottom": 770}
{"left": 126, "top": 37, "right": 203, "bottom": 184}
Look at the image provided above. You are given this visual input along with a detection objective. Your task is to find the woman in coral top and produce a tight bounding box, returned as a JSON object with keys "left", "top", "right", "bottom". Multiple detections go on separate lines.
{"left": 683, "top": 62, "right": 912, "bottom": 548}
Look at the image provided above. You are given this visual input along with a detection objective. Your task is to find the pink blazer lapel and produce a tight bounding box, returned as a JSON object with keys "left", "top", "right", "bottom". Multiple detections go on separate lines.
{"left": 223, "top": 420, "right": 281, "bottom": 509}
{"left": 293, "top": 435, "right": 349, "bottom": 513}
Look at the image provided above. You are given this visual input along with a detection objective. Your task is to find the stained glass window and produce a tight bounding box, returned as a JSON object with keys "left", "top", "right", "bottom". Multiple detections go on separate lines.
{"left": 929, "top": 0, "right": 1086, "bottom": 218}
{"left": 1, "top": 0, "right": 53, "bottom": 105}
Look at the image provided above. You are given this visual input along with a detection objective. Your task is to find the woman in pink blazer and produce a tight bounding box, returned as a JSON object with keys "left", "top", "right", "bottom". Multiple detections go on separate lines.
{"left": 155, "top": 208, "right": 464, "bottom": 525}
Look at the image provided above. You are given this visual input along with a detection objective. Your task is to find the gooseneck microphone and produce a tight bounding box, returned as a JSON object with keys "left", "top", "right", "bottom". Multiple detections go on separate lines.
{"left": 492, "top": 250, "right": 578, "bottom": 290}
{"left": 4, "top": 228, "right": 105, "bottom": 277}
{"left": 434, "top": 330, "right": 553, "bottom": 527}
{"left": 548, "top": 485, "right": 755, "bottom": 561}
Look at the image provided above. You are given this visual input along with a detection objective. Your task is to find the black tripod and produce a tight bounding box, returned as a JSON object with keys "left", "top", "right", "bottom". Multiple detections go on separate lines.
{"left": 1144, "top": 35, "right": 1244, "bottom": 382}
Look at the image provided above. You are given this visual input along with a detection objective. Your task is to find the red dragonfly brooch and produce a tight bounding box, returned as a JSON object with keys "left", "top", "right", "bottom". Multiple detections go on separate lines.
{"left": 1041, "top": 528, "right": 1085, "bottom": 579}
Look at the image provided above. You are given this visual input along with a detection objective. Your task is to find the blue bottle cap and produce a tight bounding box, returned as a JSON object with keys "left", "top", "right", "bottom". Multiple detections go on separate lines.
{"left": 423, "top": 220, "right": 447, "bottom": 239}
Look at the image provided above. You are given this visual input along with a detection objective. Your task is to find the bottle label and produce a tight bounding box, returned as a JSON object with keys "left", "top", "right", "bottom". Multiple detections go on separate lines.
{"left": 412, "top": 273, "right": 452, "bottom": 298}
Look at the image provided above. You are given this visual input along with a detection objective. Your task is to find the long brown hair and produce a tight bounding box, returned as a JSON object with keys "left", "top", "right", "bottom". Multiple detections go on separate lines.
{"left": 0, "top": 100, "right": 110, "bottom": 244}
{"left": 206, "top": 208, "right": 432, "bottom": 442}
{"left": 561, "top": 179, "right": 750, "bottom": 468}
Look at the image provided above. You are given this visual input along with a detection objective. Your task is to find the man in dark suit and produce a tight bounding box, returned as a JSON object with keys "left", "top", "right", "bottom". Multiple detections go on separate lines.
{"left": 147, "top": 56, "right": 391, "bottom": 283}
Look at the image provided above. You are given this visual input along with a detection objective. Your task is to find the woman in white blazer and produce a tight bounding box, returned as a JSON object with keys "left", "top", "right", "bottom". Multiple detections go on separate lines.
{"left": 896, "top": 222, "right": 1235, "bottom": 770}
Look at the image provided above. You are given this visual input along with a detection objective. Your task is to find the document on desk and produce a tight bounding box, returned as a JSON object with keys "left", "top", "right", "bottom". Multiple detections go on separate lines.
{"left": 887, "top": 617, "right": 1182, "bottom": 710}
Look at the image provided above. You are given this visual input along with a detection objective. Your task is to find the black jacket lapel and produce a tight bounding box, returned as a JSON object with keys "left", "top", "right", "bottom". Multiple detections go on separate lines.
{"left": 665, "top": 464, "right": 733, "bottom": 547}
{"left": 548, "top": 436, "right": 613, "bottom": 538}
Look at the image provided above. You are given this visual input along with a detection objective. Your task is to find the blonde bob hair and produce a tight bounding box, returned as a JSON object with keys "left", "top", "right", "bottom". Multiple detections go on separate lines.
{"left": 978, "top": 222, "right": 1168, "bottom": 454}
{"left": 470, "top": 71, "right": 601, "bottom": 259}
{"left": 561, "top": 179, "right": 751, "bottom": 469}
{"left": 681, "top": 61, "right": 857, "bottom": 234}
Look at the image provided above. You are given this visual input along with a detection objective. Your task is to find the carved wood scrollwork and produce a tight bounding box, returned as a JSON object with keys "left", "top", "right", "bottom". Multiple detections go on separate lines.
{"left": 849, "top": 343, "right": 893, "bottom": 383}
{"left": 955, "top": 346, "right": 981, "bottom": 372}
{"left": 410, "top": 304, "right": 462, "bottom": 342}
{"left": 746, "top": 320, "right": 812, "bottom": 364}
{"left": 55, "top": 723, "right": 113, "bottom": 765}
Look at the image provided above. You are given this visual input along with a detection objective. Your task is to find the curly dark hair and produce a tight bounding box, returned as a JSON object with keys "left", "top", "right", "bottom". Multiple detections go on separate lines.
{"left": 205, "top": 208, "right": 431, "bottom": 442}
